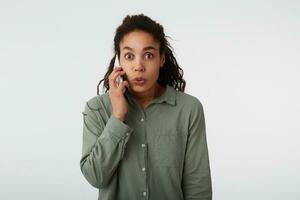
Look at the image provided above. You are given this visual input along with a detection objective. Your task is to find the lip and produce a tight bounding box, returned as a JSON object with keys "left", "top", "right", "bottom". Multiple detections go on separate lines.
{"left": 132, "top": 77, "right": 146, "bottom": 86}
{"left": 133, "top": 77, "right": 145, "bottom": 81}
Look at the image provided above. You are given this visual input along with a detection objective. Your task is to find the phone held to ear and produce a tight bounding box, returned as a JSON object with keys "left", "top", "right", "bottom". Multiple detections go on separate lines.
{"left": 114, "top": 54, "right": 126, "bottom": 93}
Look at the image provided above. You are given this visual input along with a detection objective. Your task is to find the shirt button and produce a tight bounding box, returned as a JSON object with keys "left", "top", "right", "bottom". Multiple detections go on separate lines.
{"left": 142, "top": 167, "right": 146, "bottom": 171}
{"left": 141, "top": 143, "right": 146, "bottom": 147}
{"left": 143, "top": 191, "right": 147, "bottom": 196}
{"left": 126, "top": 132, "right": 130, "bottom": 136}
{"left": 140, "top": 118, "right": 144, "bottom": 122}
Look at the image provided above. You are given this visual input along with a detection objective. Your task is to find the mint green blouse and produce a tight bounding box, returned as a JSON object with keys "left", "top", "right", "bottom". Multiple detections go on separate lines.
{"left": 80, "top": 85, "right": 212, "bottom": 200}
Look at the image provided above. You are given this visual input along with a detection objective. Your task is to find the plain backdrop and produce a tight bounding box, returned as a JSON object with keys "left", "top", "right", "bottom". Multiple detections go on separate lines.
{"left": 0, "top": 0, "right": 299, "bottom": 199}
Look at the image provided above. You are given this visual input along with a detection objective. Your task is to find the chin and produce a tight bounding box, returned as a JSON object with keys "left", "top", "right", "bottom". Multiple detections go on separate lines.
{"left": 130, "top": 86, "right": 147, "bottom": 93}
{"left": 129, "top": 83, "right": 150, "bottom": 93}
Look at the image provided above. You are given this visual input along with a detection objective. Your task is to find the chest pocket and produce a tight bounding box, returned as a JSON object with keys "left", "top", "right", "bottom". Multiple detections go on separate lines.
{"left": 151, "top": 131, "right": 182, "bottom": 168}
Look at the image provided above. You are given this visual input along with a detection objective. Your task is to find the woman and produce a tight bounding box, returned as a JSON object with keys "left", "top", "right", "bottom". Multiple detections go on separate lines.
{"left": 80, "top": 14, "right": 212, "bottom": 200}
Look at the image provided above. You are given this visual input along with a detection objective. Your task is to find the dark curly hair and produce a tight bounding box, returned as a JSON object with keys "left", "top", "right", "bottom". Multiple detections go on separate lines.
{"left": 97, "top": 13, "right": 186, "bottom": 95}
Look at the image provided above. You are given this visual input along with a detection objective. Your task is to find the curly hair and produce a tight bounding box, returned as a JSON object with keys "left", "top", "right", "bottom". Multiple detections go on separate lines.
{"left": 97, "top": 13, "right": 186, "bottom": 95}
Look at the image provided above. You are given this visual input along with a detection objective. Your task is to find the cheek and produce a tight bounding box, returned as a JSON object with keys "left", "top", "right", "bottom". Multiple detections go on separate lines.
{"left": 121, "top": 65, "right": 130, "bottom": 74}
{"left": 148, "top": 67, "right": 161, "bottom": 80}
{"left": 120, "top": 67, "right": 130, "bottom": 80}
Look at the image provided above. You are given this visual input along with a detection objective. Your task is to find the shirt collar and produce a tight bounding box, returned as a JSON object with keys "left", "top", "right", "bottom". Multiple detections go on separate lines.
{"left": 124, "top": 84, "right": 176, "bottom": 106}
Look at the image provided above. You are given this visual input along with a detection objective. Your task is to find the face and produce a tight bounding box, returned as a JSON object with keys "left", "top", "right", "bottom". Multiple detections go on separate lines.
{"left": 119, "top": 30, "right": 165, "bottom": 94}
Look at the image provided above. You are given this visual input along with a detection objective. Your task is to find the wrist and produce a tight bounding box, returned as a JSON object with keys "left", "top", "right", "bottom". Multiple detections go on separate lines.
{"left": 112, "top": 113, "right": 124, "bottom": 122}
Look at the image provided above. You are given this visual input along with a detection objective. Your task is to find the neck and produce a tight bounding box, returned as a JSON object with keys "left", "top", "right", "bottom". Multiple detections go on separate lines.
{"left": 130, "top": 83, "right": 165, "bottom": 107}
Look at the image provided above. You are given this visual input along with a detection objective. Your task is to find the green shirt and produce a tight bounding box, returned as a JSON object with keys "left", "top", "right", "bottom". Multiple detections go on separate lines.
{"left": 80, "top": 85, "right": 212, "bottom": 200}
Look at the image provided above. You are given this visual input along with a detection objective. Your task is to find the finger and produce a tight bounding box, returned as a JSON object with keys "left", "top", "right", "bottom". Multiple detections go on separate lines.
{"left": 109, "top": 71, "right": 125, "bottom": 88}
{"left": 109, "top": 67, "right": 123, "bottom": 80}
{"left": 112, "top": 70, "right": 125, "bottom": 83}
{"left": 120, "top": 80, "right": 129, "bottom": 92}
{"left": 113, "top": 66, "right": 122, "bottom": 71}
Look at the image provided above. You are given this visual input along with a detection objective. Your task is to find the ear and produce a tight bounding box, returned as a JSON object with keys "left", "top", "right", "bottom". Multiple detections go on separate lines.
{"left": 160, "top": 54, "right": 165, "bottom": 68}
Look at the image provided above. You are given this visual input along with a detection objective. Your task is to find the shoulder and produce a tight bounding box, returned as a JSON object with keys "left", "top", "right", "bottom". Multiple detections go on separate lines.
{"left": 84, "top": 92, "right": 111, "bottom": 112}
{"left": 82, "top": 93, "right": 112, "bottom": 126}
{"left": 175, "top": 89, "right": 204, "bottom": 111}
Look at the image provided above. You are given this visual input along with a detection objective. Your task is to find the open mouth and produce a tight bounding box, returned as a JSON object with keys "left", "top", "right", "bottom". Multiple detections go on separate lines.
{"left": 133, "top": 78, "right": 145, "bottom": 86}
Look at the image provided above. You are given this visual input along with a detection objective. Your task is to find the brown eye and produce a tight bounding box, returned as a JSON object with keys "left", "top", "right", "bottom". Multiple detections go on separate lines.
{"left": 124, "top": 53, "right": 134, "bottom": 60}
{"left": 145, "top": 52, "right": 154, "bottom": 59}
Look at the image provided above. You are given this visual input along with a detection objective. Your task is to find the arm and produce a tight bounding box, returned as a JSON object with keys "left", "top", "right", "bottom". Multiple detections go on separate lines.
{"left": 182, "top": 98, "right": 212, "bottom": 200}
{"left": 80, "top": 100, "right": 133, "bottom": 189}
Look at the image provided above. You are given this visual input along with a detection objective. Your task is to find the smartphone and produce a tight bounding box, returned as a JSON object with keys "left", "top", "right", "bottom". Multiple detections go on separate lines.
{"left": 114, "top": 53, "right": 123, "bottom": 87}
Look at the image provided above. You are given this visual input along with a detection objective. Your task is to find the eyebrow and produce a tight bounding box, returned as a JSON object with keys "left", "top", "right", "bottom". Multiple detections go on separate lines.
{"left": 122, "top": 46, "right": 157, "bottom": 51}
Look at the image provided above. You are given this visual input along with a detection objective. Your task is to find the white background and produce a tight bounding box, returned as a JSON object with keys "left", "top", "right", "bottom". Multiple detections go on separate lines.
{"left": 1, "top": 0, "right": 299, "bottom": 199}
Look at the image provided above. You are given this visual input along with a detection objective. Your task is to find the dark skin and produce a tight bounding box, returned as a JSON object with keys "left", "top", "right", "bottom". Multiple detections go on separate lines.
{"left": 108, "top": 30, "right": 166, "bottom": 121}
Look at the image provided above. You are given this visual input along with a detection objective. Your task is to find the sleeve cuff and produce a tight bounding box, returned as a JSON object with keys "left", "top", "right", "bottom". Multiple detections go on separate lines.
{"left": 100, "top": 115, "right": 134, "bottom": 143}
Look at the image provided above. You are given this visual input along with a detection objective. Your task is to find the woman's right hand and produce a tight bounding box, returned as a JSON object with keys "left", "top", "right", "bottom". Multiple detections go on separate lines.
{"left": 108, "top": 66, "right": 129, "bottom": 122}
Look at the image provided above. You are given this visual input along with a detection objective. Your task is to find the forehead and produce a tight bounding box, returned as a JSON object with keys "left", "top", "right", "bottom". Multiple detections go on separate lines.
{"left": 119, "top": 30, "right": 159, "bottom": 52}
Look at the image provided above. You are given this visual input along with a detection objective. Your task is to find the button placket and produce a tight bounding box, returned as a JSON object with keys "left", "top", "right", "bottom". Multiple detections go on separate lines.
{"left": 138, "top": 111, "right": 148, "bottom": 199}
{"left": 141, "top": 142, "right": 148, "bottom": 198}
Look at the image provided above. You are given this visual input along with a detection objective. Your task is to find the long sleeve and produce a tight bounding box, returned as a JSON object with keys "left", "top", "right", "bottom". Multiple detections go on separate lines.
{"left": 182, "top": 98, "right": 212, "bottom": 200}
{"left": 80, "top": 100, "right": 134, "bottom": 189}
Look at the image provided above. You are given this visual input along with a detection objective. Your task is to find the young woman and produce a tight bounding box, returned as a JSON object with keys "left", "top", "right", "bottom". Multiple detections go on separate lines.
{"left": 80, "top": 14, "right": 212, "bottom": 200}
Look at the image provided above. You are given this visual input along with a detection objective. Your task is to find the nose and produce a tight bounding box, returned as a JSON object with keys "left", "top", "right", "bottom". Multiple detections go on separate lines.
{"left": 133, "top": 58, "right": 145, "bottom": 72}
